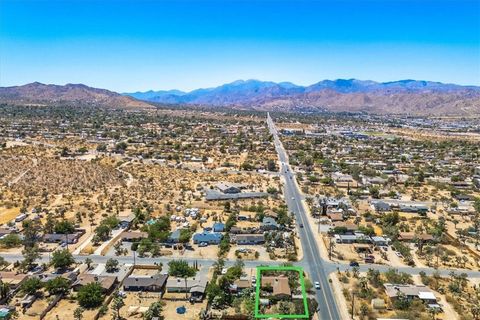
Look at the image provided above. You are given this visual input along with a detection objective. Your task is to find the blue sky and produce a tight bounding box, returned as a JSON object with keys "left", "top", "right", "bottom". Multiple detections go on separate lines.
{"left": 1, "top": 0, "right": 479, "bottom": 92}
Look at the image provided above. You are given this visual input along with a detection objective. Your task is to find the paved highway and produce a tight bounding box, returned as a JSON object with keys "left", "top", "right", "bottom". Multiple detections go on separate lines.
{"left": 267, "top": 113, "right": 341, "bottom": 319}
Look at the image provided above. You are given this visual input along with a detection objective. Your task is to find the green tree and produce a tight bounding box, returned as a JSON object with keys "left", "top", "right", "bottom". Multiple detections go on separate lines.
{"left": 144, "top": 301, "right": 164, "bottom": 320}
{"left": 94, "top": 224, "right": 112, "bottom": 242}
{"left": 45, "top": 277, "right": 70, "bottom": 295}
{"left": 21, "top": 245, "right": 40, "bottom": 271}
{"left": 21, "top": 277, "right": 42, "bottom": 295}
{"left": 54, "top": 220, "right": 75, "bottom": 234}
{"left": 22, "top": 219, "right": 42, "bottom": 248}
{"left": 168, "top": 260, "right": 196, "bottom": 278}
{"left": 179, "top": 229, "right": 192, "bottom": 244}
{"left": 51, "top": 249, "right": 75, "bottom": 270}
{"left": 77, "top": 282, "right": 104, "bottom": 308}
{"left": 0, "top": 234, "right": 22, "bottom": 248}
{"left": 105, "top": 258, "right": 119, "bottom": 273}
{"left": 267, "top": 159, "right": 277, "bottom": 172}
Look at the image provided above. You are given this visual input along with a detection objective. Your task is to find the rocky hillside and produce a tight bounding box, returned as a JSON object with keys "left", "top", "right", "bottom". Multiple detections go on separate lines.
{"left": 0, "top": 82, "right": 154, "bottom": 109}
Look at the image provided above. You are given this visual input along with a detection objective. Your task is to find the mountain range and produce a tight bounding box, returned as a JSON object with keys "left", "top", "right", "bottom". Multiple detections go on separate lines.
{"left": 124, "top": 79, "right": 480, "bottom": 115}
{"left": 1, "top": 79, "right": 479, "bottom": 115}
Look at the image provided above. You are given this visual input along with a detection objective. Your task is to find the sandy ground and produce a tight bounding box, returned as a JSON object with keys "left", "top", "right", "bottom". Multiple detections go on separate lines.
{"left": 99, "top": 292, "right": 163, "bottom": 320}
{"left": 0, "top": 206, "right": 20, "bottom": 224}
{"left": 162, "top": 297, "right": 207, "bottom": 320}
{"left": 45, "top": 298, "right": 98, "bottom": 320}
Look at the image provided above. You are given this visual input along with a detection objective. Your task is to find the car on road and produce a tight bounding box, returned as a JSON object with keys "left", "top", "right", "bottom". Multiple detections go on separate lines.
{"left": 349, "top": 261, "right": 359, "bottom": 267}
{"left": 395, "top": 252, "right": 403, "bottom": 258}
{"left": 314, "top": 281, "right": 321, "bottom": 290}
{"left": 291, "top": 197, "right": 295, "bottom": 200}
{"left": 299, "top": 224, "right": 304, "bottom": 228}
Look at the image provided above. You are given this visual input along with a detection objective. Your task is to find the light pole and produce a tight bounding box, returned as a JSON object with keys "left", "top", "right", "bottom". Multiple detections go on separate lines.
{"left": 350, "top": 288, "right": 355, "bottom": 319}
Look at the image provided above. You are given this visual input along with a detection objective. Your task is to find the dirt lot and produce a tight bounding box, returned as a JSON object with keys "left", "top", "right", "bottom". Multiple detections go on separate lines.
{"left": 162, "top": 296, "right": 207, "bottom": 320}
{"left": 0, "top": 206, "right": 20, "bottom": 224}
{"left": 45, "top": 298, "right": 98, "bottom": 320}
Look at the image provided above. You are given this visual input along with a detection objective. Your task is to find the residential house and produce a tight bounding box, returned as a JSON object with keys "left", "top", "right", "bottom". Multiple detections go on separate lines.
{"left": 384, "top": 284, "right": 439, "bottom": 308}
{"left": 72, "top": 274, "right": 117, "bottom": 294}
{"left": 372, "top": 201, "right": 391, "bottom": 212}
{"left": 233, "top": 234, "right": 265, "bottom": 245}
{"left": 327, "top": 213, "right": 344, "bottom": 223}
{"left": 217, "top": 182, "right": 244, "bottom": 194}
{"left": 229, "top": 279, "right": 252, "bottom": 294}
{"left": 212, "top": 222, "right": 225, "bottom": 232}
{"left": 371, "top": 236, "right": 390, "bottom": 246}
{"left": 261, "top": 217, "right": 278, "bottom": 231}
{"left": 118, "top": 215, "right": 135, "bottom": 229}
{"left": 167, "top": 229, "right": 181, "bottom": 243}
{"left": 0, "top": 272, "right": 28, "bottom": 290}
{"left": 43, "top": 231, "right": 84, "bottom": 244}
{"left": 398, "top": 232, "right": 434, "bottom": 243}
{"left": 166, "top": 277, "right": 207, "bottom": 301}
{"left": 123, "top": 274, "right": 168, "bottom": 293}
{"left": 261, "top": 276, "right": 291, "bottom": 297}
{"left": 0, "top": 229, "right": 14, "bottom": 238}
{"left": 192, "top": 232, "right": 223, "bottom": 245}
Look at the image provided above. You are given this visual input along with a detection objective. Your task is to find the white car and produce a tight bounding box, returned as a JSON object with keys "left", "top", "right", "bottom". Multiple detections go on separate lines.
{"left": 314, "top": 281, "right": 321, "bottom": 290}
{"left": 221, "top": 268, "right": 228, "bottom": 275}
